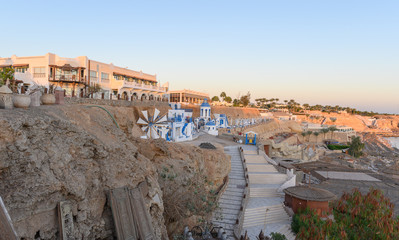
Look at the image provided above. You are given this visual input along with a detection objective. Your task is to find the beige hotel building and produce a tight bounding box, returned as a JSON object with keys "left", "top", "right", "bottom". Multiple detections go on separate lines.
{"left": 0, "top": 53, "right": 168, "bottom": 100}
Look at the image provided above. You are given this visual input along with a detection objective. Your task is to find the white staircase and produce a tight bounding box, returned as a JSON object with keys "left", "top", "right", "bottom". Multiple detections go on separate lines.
{"left": 243, "top": 205, "right": 290, "bottom": 228}
{"left": 249, "top": 188, "right": 283, "bottom": 198}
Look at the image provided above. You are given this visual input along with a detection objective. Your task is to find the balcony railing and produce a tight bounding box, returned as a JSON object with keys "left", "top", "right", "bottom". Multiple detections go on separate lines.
{"left": 122, "top": 81, "right": 166, "bottom": 92}
{"left": 49, "top": 75, "right": 86, "bottom": 83}
{"left": 33, "top": 73, "right": 46, "bottom": 78}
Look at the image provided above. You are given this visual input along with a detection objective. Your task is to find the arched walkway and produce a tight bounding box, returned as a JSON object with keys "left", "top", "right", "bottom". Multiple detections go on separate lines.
{"left": 122, "top": 91, "right": 128, "bottom": 100}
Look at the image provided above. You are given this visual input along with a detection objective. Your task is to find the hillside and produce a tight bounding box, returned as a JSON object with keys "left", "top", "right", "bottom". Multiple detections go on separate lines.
{"left": 0, "top": 104, "right": 230, "bottom": 239}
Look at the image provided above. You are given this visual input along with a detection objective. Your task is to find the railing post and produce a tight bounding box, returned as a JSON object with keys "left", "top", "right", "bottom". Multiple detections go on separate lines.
{"left": 102, "top": 93, "right": 104, "bottom": 99}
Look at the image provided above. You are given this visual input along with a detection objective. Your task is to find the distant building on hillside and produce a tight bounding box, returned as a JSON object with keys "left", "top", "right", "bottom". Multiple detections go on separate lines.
{"left": 0, "top": 53, "right": 168, "bottom": 100}
{"left": 272, "top": 112, "right": 297, "bottom": 121}
{"left": 168, "top": 89, "right": 209, "bottom": 105}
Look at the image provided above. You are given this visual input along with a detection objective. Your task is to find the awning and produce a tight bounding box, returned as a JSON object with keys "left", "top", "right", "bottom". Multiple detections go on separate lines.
{"left": 49, "top": 64, "right": 85, "bottom": 70}
{"left": 13, "top": 64, "right": 29, "bottom": 67}
{"left": 0, "top": 64, "right": 12, "bottom": 68}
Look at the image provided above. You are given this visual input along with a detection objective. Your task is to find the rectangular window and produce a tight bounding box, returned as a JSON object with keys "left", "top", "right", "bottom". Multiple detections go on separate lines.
{"left": 90, "top": 70, "right": 97, "bottom": 78}
{"left": 101, "top": 72, "right": 109, "bottom": 82}
{"left": 15, "top": 67, "right": 28, "bottom": 73}
{"left": 33, "top": 67, "right": 46, "bottom": 78}
{"left": 101, "top": 72, "right": 109, "bottom": 79}
{"left": 34, "top": 67, "right": 46, "bottom": 73}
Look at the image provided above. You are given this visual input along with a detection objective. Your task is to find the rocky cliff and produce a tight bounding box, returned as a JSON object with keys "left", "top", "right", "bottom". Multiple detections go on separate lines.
{"left": 0, "top": 104, "right": 230, "bottom": 239}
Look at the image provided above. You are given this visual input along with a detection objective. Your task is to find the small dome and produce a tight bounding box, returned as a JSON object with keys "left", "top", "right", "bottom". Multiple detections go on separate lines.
{"left": 201, "top": 98, "right": 210, "bottom": 107}
{"left": 284, "top": 186, "right": 336, "bottom": 202}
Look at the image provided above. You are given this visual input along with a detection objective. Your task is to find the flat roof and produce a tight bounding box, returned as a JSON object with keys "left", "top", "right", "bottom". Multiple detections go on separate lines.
{"left": 315, "top": 171, "right": 381, "bottom": 182}
{"left": 168, "top": 89, "right": 209, "bottom": 97}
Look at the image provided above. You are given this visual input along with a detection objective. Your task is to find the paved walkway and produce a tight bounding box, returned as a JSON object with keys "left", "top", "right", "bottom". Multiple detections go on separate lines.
{"left": 212, "top": 146, "right": 245, "bottom": 239}
{"left": 241, "top": 146, "right": 295, "bottom": 240}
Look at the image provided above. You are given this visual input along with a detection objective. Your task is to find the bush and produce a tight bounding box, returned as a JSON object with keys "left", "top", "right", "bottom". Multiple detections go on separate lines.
{"left": 291, "top": 212, "right": 301, "bottom": 233}
{"left": 270, "top": 232, "right": 287, "bottom": 240}
{"left": 327, "top": 144, "right": 349, "bottom": 150}
{"left": 292, "top": 189, "right": 399, "bottom": 240}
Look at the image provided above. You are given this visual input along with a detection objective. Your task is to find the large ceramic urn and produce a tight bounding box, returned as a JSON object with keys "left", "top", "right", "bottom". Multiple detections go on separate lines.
{"left": 13, "top": 94, "right": 31, "bottom": 109}
{"left": 30, "top": 91, "right": 41, "bottom": 107}
{"left": 0, "top": 85, "right": 13, "bottom": 109}
{"left": 41, "top": 93, "right": 56, "bottom": 105}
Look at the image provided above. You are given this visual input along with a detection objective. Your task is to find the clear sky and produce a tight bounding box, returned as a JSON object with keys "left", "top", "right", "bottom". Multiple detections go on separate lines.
{"left": 2, "top": 0, "right": 398, "bottom": 114}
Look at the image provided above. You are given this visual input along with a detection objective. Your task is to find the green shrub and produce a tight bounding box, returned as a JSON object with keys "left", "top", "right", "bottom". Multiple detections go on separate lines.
{"left": 327, "top": 144, "right": 349, "bottom": 150}
{"left": 270, "top": 232, "right": 287, "bottom": 240}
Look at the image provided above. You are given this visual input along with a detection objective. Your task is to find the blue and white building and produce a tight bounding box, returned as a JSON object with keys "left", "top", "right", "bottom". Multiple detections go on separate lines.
{"left": 167, "top": 104, "right": 195, "bottom": 142}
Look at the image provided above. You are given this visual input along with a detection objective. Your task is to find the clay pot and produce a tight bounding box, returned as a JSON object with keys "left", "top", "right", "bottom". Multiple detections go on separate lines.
{"left": 41, "top": 93, "right": 56, "bottom": 105}
{"left": 13, "top": 94, "right": 31, "bottom": 109}
{"left": 30, "top": 91, "right": 42, "bottom": 107}
{"left": 0, "top": 85, "right": 14, "bottom": 109}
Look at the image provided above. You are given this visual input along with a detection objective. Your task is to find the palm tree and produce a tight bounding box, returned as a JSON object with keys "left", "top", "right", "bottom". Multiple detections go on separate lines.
{"left": 220, "top": 92, "right": 227, "bottom": 101}
{"left": 313, "top": 132, "right": 320, "bottom": 144}
{"left": 306, "top": 130, "right": 313, "bottom": 142}
{"left": 328, "top": 126, "right": 338, "bottom": 139}
{"left": 301, "top": 132, "right": 307, "bottom": 142}
{"left": 321, "top": 128, "right": 329, "bottom": 140}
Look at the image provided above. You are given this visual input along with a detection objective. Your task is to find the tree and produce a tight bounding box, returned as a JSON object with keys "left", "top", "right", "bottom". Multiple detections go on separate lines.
{"left": 294, "top": 188, "right": 399, "bottom": 240}
{"left": 328, "top": 126, "right": 338, "bottom": 139}
{"left": 240, "top": 92, "right": 251, "bottom": 107}
{"left": 348, "top": 136, "right": 364, "bottom": 158}
{"left": 224, "top": 96, "right": 232, "bottom": 103}
{"left": 301, "top": 132, "right": 307, "bottom": 142}
{"left": 313, "top": 132, "right": 320, "bottom": 143}
{"left": 321, "top": 128, "right": 329, "bottom": 140}
{"left": 211, "top": 96, "right": 219, "bottom": 102}
{"left": 306, "top": 131, "right": 313, "bottom": 142}
{"left": 303, "top": 103, "right": 310, "bottom": 110}
{"left": 220, "top": 92, "right": 226, "bottom": 101}
{"left": 0, "top": 67, "right": 15, "bottom": 86}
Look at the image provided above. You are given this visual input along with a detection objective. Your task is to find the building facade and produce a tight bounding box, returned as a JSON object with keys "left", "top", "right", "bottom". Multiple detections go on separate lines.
{"left": 168, "top": 89, "right": 209, "bottom": 104}
{"left": 0, "top": 53, "right": 168, "bottom": 100}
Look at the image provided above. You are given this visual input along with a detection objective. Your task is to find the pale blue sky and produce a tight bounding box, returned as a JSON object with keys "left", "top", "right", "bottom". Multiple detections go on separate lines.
{"left": 1, "top": 0, "right": 398, "bottom": 113}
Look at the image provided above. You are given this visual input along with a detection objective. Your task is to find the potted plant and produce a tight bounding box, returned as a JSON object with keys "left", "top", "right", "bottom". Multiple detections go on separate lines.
{"left": 0, "top": 67, "right": 15, "bottom": 109}
{"left": 9, "top": 77, "right": 31, "bottom": 109}
{"left": 40, "top": 84, "right": 56, "bottom": 105}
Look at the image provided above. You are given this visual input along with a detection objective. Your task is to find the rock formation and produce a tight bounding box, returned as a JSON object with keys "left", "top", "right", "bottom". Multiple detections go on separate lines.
{"left": 0, "top": 104, "right": 230, "bottom": 239}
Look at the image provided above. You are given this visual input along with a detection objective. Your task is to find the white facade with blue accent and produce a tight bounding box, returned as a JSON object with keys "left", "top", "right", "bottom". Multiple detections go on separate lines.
{"left": 204, "top": 121, "right": 218, "bottom": 136}
{"left": 200, "top": 99, "right": 212, "bottom": 121}
{"left": 167, "top": 105, "right": 195, "bottom": 142}
{"left": 195, "top": 98, "right": 231, "bottom": 136}
{"left": 214, "top": 113, "right": 229, "bottom": 129}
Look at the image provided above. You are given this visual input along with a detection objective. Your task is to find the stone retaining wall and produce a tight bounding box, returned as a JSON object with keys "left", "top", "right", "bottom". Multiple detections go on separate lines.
{"left": 65, "top": 97, "right": 170, "bottom": 108}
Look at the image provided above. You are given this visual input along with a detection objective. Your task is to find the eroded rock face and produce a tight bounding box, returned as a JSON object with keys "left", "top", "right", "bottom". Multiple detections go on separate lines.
{"left": 0, "top": 106, "right": 167, "bottom": 239}
{"left": 132, "top": 139, "right": 231, "bottom": 237}
{"left": 0, "top": 104, "right": 231, "bottom": 240}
